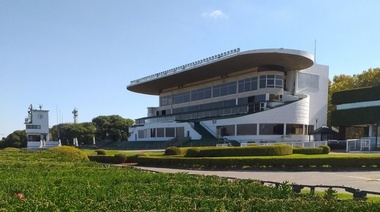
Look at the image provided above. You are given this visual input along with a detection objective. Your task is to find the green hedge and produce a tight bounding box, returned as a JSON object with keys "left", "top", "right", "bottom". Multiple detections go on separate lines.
{"left": 292, "top": 146, "right": 330, "bottom": 155}
{"left": 184, "top": 145, "right": 293, "bottom": 157}
{"left": 95, "top": 149, "right": 107, "bottom": 155}
{"left": 320, "top": 145, "right": 330, "bottom": 154}
{"left": 114, "top": 154, "right": 127, "bottom": 164}
{"left": 88, "top": 155, "right": 115, "bottom": 163}
{"left": 165, "top": 146, "right": 181, "bottom": 155}
{"left": 136, "top": 156, "right": 380, "bottom": 169}
{"left": 126, "top": 153, "right": 150, "bottom": 163}
{"left": 89, "top": 153, "right": 150, "bottom": 164}
{"left": 293, "top": 147, "right": 323, "bottom": 154}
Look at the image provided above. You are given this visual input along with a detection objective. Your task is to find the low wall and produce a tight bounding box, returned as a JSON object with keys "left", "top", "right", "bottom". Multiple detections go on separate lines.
{"left": 27, "top": 141, "right": 61, "bottom": 150}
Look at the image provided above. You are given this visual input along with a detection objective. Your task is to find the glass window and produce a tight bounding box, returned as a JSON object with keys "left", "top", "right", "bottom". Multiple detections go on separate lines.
{"left": 157, "top": 128, "right": 165, "bottom": 137}
{"left": 213, "top": 82, "right": 236, "bottom": 97}
{"left": 176, "top": 127, "right": 185, "bottom": 137}
{"left": 259, "top": 124, "right": 284, "bottom": 135}
{"left": 224, "top": 99, "right": 235, "bottom": 107}
{"left": 237, "top": 124, "right": 257, "bottom": 135}
{"left": 204, "top": 87, "right": 212, "bottom": 99}
{"left": 238, "top": 79, "right": 245, "bottom": 93}
{"left": 166, "top": 127, "right": 175, "bottom": 137}
{"left": 160, "top": 95, "right": 172, "bottom": 106}
{"left": 221, "top": 84, "right": 228, "bottom": 96}
{"left": 150, "top": 128, "right": 156, "bottom": 137}
{"left": 173, "top": 91, "right": 190, "bottom": 104}
{"left": 238, "top": 77, "right": 258, "bottom": 93}
{"left": 259, "top": 75, "right": 266, "bottom": 88}
{"left": 228, "top": 81, "right": 237, "bottom": 94}
{"left": 251, "top": 77, "right": 258, "bottom": 91}
{"left": 275, "top": 75, "right": 283, "bottom": 88}
{"left": 213, "top": 85, "right": 221, "bottom": 97}
{"left": 298, "top": 73, "right": 319, "bottom": 90}
{"left": 191, "top": 87, "right": 212, "bottom": 101}
{"left": 218, "top": 125, "right": 235, "bottom": 136}
{"left": 238, "top": 97, "right": 248, "bottom": 105}
{"left": 26, "top": 125, "right": 41, "bottom": 129}
{"left": 286, "top": 124, "right": 304, "bottom": 135}
{"left": 138, "top": 130, "right": 145, "bottom": 139}
{"left": 266, "top": 75, "right": 275, "bottom": 88}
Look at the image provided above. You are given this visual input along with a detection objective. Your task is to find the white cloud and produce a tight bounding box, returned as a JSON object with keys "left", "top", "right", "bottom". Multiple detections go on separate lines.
{"left": 202, "top": 10, "right": 228, "bottom": 19}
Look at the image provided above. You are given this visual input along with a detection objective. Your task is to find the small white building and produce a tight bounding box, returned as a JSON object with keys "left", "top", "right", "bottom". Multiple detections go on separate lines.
{"left": 25, "top": 105, "right": 60, "bottom": 149}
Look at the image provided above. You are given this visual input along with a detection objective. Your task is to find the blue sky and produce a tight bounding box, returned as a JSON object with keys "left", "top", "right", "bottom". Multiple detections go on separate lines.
{"left": 1, "top": 0, "right": 379, "bottom": 137}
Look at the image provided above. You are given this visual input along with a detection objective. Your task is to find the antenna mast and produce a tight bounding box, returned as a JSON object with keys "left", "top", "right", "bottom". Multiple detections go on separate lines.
{"left": 314, "top": 39, "right": 317, "bottom": 63}
{"left": 72, "top": 108, "right": 78, "bottom": 124}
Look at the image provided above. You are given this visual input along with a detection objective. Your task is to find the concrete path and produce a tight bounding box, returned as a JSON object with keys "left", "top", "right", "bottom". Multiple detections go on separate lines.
{"left": 135, "top": 166, "right": 380, "bottom": 193}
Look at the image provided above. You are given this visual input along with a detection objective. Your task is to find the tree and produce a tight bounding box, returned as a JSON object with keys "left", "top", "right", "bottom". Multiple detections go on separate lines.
{"left": 0, "top": 130, "right": 27, "bottom": 148}
{"left": 92, "top": 115, "right": 134, "bottom": 141}
{"left": 50, "top": 122, "right": 96, "bottom": 145}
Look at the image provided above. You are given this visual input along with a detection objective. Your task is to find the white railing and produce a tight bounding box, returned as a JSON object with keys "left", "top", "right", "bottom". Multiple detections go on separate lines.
{"left": 247, "top": 141, "right": 327, "bottom": 147}
{"left": 346, "top": 137, "right": 380, "bottom": 152}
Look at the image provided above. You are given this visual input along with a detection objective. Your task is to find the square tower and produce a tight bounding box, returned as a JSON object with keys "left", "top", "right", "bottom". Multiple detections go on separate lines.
{"left": 25, "top": 105, "right": 49, "bottom": 141}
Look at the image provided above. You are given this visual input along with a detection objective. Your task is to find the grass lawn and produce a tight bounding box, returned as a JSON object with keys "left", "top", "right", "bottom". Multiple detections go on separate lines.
{"left": 1, "top": 148, "right": 380, "bottom": 211}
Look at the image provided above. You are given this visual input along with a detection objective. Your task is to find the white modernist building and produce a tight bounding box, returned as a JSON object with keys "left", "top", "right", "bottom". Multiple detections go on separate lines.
{"left": 127, "top": 48, "right": 329, "bottom": 144}
{"left": 25, "top": 105, "right": 60, "bottom": 149}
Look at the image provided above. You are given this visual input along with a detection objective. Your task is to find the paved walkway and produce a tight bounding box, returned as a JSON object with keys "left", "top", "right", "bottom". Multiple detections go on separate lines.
{"left": 135, "top": 166, "right": 380, "bottom": 193}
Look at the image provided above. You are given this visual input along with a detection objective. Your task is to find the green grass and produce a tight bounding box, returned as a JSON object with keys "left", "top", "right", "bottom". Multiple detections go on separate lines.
{"left": 1, "top": 149, "right": 380, "bottom": 211}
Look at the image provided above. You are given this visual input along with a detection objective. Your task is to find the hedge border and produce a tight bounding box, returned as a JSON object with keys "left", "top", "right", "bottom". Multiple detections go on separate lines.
{"left": 136, "top": 156, "right": 380, "bottom": 170}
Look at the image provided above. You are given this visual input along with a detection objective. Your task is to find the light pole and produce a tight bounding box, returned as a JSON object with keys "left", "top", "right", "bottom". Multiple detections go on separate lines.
{"left": 315, "top": 118, "right": 318, "bottom": 130}
{"left": 375, "top": 122, "right": 379, "bottom": 151}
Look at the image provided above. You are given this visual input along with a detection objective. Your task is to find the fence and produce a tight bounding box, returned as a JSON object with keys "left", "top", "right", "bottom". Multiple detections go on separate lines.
{"left": 347, "top": 137, "right": 380, "bottom": 152}
{"left": 260, "top": 180, "right": 380, "bottom": 200}
{"left": 239, "top": 141, "right": 328, "bottom": 147}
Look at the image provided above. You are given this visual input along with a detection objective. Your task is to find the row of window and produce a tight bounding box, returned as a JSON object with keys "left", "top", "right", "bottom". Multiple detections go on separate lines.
{"left": 160, "top": 74, "right": 284, "bottom": 106}
{"left": 136, "top": 105, "right": 250, "bottom": 125}
{"left": 218, "top": 123, "right": 306, "bottom": 136}
{"left": 26, "top": 125, "right": 41, "bottom": 129}
{"left": 158, "top": 94, "right": 267, "bottom": 116}
{"left": 138, "top": 127, "right": 185, "bottom": 139}
{"left": 136, "top": 123, "right": 311, "bottom": 140}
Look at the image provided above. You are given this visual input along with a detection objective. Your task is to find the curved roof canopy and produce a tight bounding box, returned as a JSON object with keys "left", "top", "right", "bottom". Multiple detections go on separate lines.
{"left": 127, "top": 48, "right": 314, "bottom": 95}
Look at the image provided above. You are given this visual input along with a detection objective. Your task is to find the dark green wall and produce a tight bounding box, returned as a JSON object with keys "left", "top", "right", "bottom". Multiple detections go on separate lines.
{"left": 331, "top": 106, "right": 380, "bottom": 126}
{"left": 332, "top": 86, "right": 380, "bottom": 105}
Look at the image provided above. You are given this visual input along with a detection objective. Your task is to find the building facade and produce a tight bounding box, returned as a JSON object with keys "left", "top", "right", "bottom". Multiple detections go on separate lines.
{"left": 332, "top": 86, "right": 380, "bottom": 139}
{"left": 127, "top": 48, "right": 329, "bottom": 143}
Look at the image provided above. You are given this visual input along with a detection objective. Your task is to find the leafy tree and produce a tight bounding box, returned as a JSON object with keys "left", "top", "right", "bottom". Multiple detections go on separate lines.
{"left": 50, "top": 122, "right": 96, "bottom": 145}
{"left": 92, "top": 115, "right": 134, "bottom": 141}
{"left": 0, "top": 130, "right": 27, "bottom": 148}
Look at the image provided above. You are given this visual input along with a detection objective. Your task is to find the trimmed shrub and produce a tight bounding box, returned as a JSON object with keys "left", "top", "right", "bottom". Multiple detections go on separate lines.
{"left": 185, "top": 148, "right": 201, "bottom": 157}
{"left": 292, "top": 147, "right": 323, "bottom": 155}
{"left": 190, "top": 145, "right": 293, "bottom": 157}
{"left": 88, "top": 155, "right": 115, "bottom": 163}
{"left": 136, "top": 156, "right": 380, "bottom": 169}
{"left": 95, "top": 149, "right": 107, "bottom": 155}
{"left": 3, "top": 147, "right": 20, "bottom": 152}
{"left": 49, "top": 146, "right": 89, "bottom": 161}
{"left": 114, "top": 154, "right": 128, "bottom": 164}
{"left": 127, "top": 152, "right": 150, "bottom": 163}
{"left": 320, "top": 145, "right": 331, "bottom": 154}
{"left": 165, "top": 146, "right": 181, "bottom": 155}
